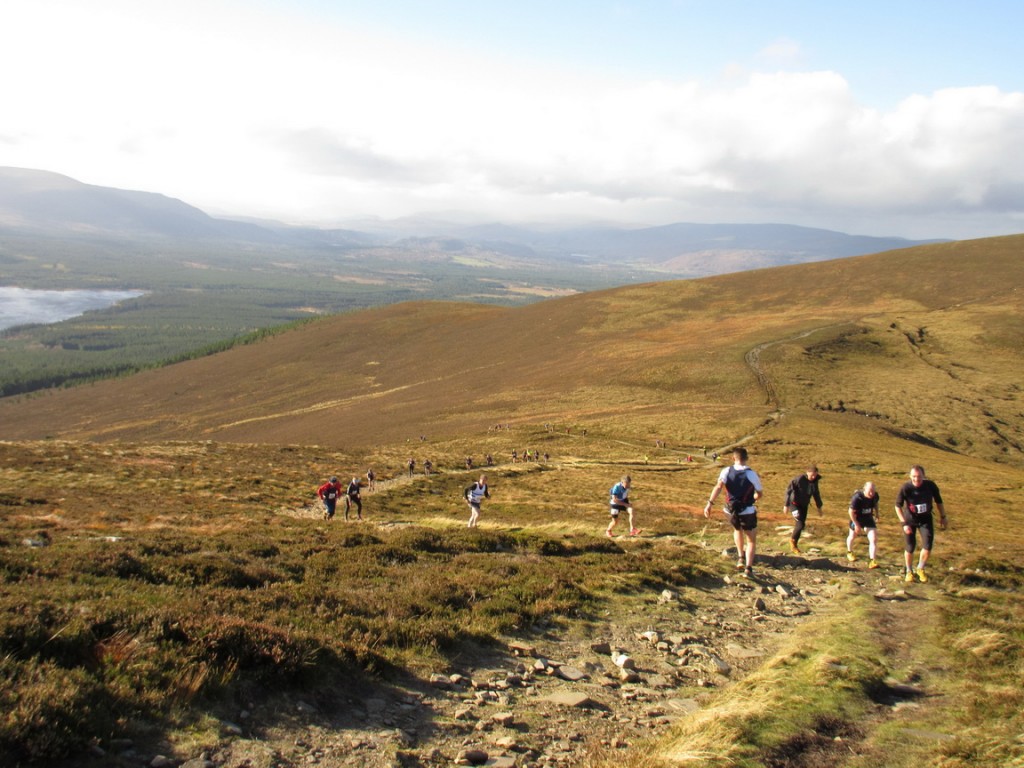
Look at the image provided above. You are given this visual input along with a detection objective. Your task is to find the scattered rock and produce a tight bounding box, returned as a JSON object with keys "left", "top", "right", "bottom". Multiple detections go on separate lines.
{"left": 590, "top": 641, "right": 612, "bottom": 655}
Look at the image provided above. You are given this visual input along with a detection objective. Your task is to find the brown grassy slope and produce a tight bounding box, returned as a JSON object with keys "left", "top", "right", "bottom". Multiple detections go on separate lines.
{"left": 1, "top": 234, "right": 1022, "bottom": 458}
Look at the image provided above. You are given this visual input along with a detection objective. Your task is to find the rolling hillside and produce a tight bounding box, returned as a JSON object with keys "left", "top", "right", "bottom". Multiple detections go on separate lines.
{"left": 3, "top": 234, "right": 1023, "bottom": 768}
{"left": 3, "top": 234, "right": 1022, "bottom": 467}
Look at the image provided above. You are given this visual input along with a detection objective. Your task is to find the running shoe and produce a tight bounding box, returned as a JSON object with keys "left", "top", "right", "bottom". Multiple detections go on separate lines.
{"left": 868, "top": 559, "right": 879, "bottom": 569}
{"left": 790, "top": 541, "right": 801, "bottom": 554}
{"left": 743, "top": 567, "right": 754, "bottom": 579}
{"left": 917, "top": 569, "right": 928, "bottom": 583}
{"left": 847, "top": 551, "right": 856, "bottom": 562}
{"left": 630, "top": 528, "right": 641, "bottom": 536}
{"left": 736, "top": 559, "right": 745, "bottom": 569}
{"left": 605, "top": 530, "right": 614, "bottom": 538}
{"left": 904, "top": 569, "right": 915, "bottom": 583}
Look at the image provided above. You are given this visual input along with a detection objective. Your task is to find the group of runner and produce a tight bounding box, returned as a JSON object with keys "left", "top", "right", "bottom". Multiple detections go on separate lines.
{"left": 317, "top": 446, "right": 948, "bottom": 583}
{"left": 316, "top": 475, "right": 363, "bottom": 521}
{"left": 317, "top": 467, "right": 493, "bottom": 529}
{"left": 699, "top": 447, "right": 947, "bottom": 581}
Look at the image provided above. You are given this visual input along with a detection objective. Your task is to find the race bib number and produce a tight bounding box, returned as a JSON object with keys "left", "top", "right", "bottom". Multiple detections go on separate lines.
{"left": 912, "top": 503, "right": 929, "bottom": 515}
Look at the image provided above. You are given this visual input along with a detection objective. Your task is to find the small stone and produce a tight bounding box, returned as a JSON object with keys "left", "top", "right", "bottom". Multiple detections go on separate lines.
{"left": 430, "top": 673, "right": 451, "bottom": 688}
{"left": 706, "top": 655, "right": 731, "bottom": 676}
{"left": 220, "top": 720, "right": 243, "bottom": 736}
{"left": 556, "top": 665, "right": 587, "bottom": 681}
{"left": 456, "top": 748, "right": 489, "bottom": 765}
{"left": 542, "top": 691, "right": 599, "bottom": 708}
{"left": 665, "top": 698, "right": 701, "bottom": 714}
{"left": 508, "top": 642, "right": 537, "bottom": 657}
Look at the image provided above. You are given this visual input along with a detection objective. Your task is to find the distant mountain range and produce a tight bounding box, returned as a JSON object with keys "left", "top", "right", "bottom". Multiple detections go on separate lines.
{"left": 0, "top": 166, "right": 946, "bottom": 276}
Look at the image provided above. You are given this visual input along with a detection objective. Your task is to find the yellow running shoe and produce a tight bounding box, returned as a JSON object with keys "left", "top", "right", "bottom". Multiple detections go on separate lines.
{"left": 904, "top": 569, "right": 915, "bottom": 583}
{"left": 846, "top": 551, "right": 856, "bottom": 562}
{"left": 917, "top": 569, "right": 928, "bottom": 583}
{"left": 868, "top": 559, "right": 879, "bottom": 569}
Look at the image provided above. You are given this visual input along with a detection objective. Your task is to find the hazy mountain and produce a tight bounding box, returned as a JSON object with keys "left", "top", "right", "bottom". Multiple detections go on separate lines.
{"left": 0, "top": 167, "right": 946, "bottom": 276}
{"left": 0, "top": 167, "right": 281, "bottom": 242}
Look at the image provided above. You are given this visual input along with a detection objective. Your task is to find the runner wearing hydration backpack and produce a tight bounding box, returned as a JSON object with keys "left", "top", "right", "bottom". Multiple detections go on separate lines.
{"left": 703, "top": 447, "right": 763, "bottom": 578}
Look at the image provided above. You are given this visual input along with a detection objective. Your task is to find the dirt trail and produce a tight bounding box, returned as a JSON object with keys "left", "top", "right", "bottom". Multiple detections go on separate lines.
{"left": 744, "top": 323, "right": 849, "bottom": 411}
{"left": 192, "top": 536, "right": 950, "bottom": 768}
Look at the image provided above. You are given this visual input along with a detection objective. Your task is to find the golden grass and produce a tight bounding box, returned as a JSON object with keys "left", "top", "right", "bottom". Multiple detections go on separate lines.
{"left": 2, "top": 234, "right": 1024, "bottom": 765}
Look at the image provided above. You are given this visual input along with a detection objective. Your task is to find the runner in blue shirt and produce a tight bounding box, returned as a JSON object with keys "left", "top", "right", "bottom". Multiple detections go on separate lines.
{"left": 606, "top": 475, "right": 639, "bottom": 537}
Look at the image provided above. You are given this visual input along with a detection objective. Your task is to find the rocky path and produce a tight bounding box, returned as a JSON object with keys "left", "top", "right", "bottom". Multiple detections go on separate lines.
{"left": 166, "top": 540, "right": 937, "bottom": 768}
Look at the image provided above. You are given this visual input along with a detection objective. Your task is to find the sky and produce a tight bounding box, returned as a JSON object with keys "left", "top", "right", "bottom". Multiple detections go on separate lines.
{"left": 2, "top": 0, "right": 1023, "bottom": 240}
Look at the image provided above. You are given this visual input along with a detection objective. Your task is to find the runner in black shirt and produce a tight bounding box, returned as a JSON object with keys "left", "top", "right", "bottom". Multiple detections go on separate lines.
{"left": 895, "top": 465, "right": 947, "bottom": 583}
{"left": 846, "top": 481, "right": 880, "bottom": 568}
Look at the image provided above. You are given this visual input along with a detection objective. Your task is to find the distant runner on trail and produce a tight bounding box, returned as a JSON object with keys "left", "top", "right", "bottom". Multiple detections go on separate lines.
{"left": 345, "top": 477, "right": 363, "bottom": 521}
{"left": 704, "top": 447, "right": 763, "bottom": 578}
{"left": 783, "top": 464, "right": 823, "bottom": 554}
{"left": 606, "top": 475, "right": 639, "bottom": 537}
{"left": 895, "top": 465, "right": 947, "bottom": 583}
{"left": 366, "top": 468, "right": 376, "bottom": 491}
{"left": 317, "top": 476, "right": 342, "bottom": 521}
{"left": 847, "top": 481, "right": 880, "bottom": 568}
{"left": 464, "top": 474, "right": 490, "bottom": 528}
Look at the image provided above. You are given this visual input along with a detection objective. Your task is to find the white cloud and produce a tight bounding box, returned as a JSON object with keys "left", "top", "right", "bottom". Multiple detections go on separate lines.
{"left": 1, "top": 0, "right": 1023, "bottom": 238}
